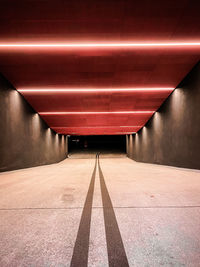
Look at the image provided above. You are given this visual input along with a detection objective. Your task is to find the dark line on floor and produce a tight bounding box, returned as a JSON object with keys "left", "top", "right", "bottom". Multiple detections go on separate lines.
{"left": 98, "top": 155, "right": 129, "bottom": 267}
{"left": 70, "top": 157, "right": 97, "bottom": 267}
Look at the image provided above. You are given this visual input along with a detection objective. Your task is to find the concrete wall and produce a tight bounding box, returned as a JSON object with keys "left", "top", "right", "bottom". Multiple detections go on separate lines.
{"left": 127, "top": 63, "right": 200, "bottom": 169}
{"left": 0, "top": 74, "right": 67, "bottom": 172}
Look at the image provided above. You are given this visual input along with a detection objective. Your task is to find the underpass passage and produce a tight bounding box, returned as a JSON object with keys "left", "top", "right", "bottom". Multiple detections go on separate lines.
{"left": 68, "top": 135, "right": 126, "bottom": 158}
{"left": 0, "top": 157, "right": 200, "bottom": 266}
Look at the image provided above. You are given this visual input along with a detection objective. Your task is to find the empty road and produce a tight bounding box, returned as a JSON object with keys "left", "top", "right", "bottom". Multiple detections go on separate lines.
{"left": 0, "top": 156, "right": 200, "bottom": 266}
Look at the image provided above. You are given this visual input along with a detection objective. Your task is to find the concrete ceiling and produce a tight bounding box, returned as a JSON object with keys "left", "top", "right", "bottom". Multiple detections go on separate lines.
{"left": 0, "top": 0, "right": 199, "bottom": 135}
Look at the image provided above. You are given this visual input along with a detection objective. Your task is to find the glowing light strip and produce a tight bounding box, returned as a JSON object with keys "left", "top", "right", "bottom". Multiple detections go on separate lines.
{"left": 116, "top": 132, "right": 136, "bottom": 134}
{"left": 67, "top": 132, "right": 136, "bottom": 135}
{"left": 52, "top": 126, "right": 142, "bottom": 128}
{"left": 39, "top": 111, "right": 154, "bottom": 115}
{"left": 0, "top": 42, "right": 200, "bottom": 48}
{"left": 119, "top": 126, "right": 142, "bottom": 128}
{"left": 17, "top": 87, "right": 174, "bottom": 92}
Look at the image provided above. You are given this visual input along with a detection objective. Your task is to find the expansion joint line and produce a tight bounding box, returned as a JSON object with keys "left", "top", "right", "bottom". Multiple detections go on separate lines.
{"left": 70, "top": 154, "right": 129, "bottom": 267}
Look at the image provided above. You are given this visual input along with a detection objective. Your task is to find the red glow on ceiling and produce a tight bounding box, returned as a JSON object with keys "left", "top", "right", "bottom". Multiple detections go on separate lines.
{"left": 51, "top": 126, "right": 139, "bottom": 135}
{"left": 0, "top": 0, "right": 199, "bottom": 135}
{"left": 52, "top": 126, "right": 142, "bottom": 128}
{"left": 17, "top": 87, "right": 174, "bottom": 93}
{"left": 39, "top": 111, "right": 155, "bottom": 115}
{"left": 39, "top": 113, "right": 153, "bottom": 129}
{"left": 0, "top": 42, "right": 200, "bottom": 49}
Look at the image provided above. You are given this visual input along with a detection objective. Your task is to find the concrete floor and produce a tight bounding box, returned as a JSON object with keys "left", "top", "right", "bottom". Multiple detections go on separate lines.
{"left": 0, "top": 157, "right": 200, "bottom": 266}
{"left": 68, "top": 148, "right": 126, "bottom": 158}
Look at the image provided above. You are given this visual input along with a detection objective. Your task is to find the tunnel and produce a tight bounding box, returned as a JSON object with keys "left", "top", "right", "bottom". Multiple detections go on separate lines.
{"left": 0, "top": 1, "right": 200, "bottom": 266}
{"left": 68, "top": 135, "right": 126, "bottom": 157}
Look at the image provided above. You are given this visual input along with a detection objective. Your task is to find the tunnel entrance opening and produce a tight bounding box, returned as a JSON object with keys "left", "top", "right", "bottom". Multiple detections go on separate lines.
{"left": 68, "top": 135, "right": 126, "bottom": 158}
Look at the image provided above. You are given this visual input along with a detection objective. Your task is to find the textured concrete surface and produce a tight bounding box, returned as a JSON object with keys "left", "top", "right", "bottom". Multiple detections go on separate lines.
{"left": 69, "top": 149, "right": 126, "bottom": 159}
{"left": 128, "top": 63, "right": 200, "bottom": 169}
{"left": 0, "top": 157, "right": 200, "bottom": 266}
{"left": 0, "top": 73, "right": 67, "bottom": 172}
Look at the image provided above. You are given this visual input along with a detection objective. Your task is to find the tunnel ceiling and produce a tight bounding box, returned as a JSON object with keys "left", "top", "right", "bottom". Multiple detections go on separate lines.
{"left": 0, "top": 0, "right": 200, "bottom": 135}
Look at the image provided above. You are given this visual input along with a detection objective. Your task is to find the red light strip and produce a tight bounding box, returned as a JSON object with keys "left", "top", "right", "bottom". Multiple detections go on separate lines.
{"left": 0, "top": 42, "right": 200, "bottom": 48}
{"left": 51, "top": 126, "right": 142, "bottom": 128}
{"left": 39, "top": 111, "right": 154, "bottom": 115}
{"left": 67, "top": 132, "right": 136, "bottom": 135}
{"left": 119, "top": 126, "right": 142, "bottom": 128}
{"left": 115, "top": 132, "right": 136, "bottom": 134}
{"left": 17, "top": 87, "right": 174, "bottom": 92}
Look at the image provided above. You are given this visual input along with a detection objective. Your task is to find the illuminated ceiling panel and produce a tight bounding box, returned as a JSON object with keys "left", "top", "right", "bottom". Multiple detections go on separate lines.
{"left": 0, "top": 0, "right": 199, "bottom": 135}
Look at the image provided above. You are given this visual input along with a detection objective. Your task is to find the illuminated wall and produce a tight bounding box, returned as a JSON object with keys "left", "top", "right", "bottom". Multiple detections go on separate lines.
{"left": 127, "top": 63, "right": 200, "bottom": 169}
{"left": 0, "top": 74, "right": 67, "bottom": 172}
